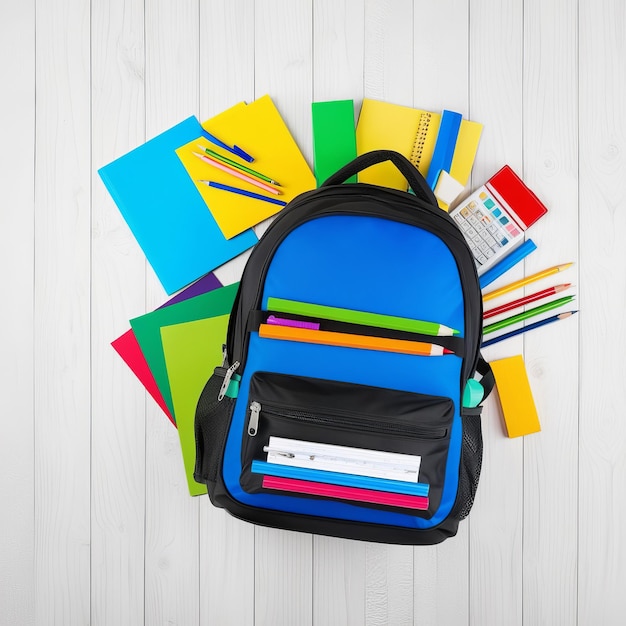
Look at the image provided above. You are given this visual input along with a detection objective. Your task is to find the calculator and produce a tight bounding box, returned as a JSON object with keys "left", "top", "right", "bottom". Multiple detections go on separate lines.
{"left": 449, "top": 165, "right": 548, "bottom": 275}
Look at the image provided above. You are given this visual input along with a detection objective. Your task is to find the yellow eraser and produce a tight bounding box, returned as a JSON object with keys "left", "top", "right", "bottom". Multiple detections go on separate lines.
{"left": 490, "top": 355, "right": 541, "bottom": 438}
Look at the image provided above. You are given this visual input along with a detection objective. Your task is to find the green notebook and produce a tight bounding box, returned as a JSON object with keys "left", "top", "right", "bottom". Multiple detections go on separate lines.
{"left": 161, "top": 315, "right": 230, "bottom": 496}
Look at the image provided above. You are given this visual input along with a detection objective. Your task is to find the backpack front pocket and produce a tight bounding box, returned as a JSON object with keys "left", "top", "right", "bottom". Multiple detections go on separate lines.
{"left": 239, "top": 371, "right": 454, "bottom": 517}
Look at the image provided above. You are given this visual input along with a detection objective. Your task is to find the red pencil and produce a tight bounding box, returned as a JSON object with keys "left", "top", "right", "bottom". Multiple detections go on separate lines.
{"left": 483, "top": 283, "right": 572, "bottom": 319}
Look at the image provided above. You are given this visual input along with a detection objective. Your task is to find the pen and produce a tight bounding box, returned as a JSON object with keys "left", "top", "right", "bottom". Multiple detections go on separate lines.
{"left": 200, "top": 129, "right": 255, "bottom": 162}
{"left": 482, "top": 262, "right": 574, "bottom": 302}
{"left": 483, "top": 295, "right": 575, "bottom": 334}
{"left": 198, "top": 180, "right": 287, "bottom": 207}
{"left": 192, "top": 152, "right": 281, "bottom": 195}
{"left": 481, "top": 311, "right": 577, "bottom": 347}
{"left": 196, "top": 144, "right": 280, "bottom": 185}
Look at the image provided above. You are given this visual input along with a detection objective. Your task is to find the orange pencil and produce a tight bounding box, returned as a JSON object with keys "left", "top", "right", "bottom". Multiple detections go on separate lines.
{"left": 259, "top": 323, "right": 454, "bottom": 356}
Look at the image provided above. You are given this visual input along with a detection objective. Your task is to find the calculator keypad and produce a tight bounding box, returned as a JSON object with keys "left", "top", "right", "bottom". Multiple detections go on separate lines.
{"left": 452, "top": 191, "right": 522, "bottom": 268}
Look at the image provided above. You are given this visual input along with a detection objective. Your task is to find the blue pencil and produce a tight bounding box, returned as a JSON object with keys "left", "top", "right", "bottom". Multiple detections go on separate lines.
{"left": 479, "top": 238, "right": 537, "bottom": 289}
{"left": 481, "top": 311, "right": 577, "bottom": 347}
{"left": 199, "top": 180, "right": 287, "bottom": 207}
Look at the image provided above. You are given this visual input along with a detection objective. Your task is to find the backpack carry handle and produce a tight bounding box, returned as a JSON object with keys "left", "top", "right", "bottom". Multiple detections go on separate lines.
{"left": 321, "top": 149, "right": 438, "bottom": 207}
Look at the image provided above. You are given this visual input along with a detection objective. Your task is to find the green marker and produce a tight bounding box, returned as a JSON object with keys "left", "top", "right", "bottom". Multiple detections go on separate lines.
{"left": 267, "top": 297, "right": 460, "bottom": 337}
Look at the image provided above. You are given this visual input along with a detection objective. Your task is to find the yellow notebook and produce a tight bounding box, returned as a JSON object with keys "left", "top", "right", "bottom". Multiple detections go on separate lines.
{"left": 176, "top": 95, "right": 316, "bottom": 239}
{"left": 490, "top": 355, "right": 541, "bottom": 438}
{"left": 355, "top": 99, "right": 441, "bottom": 189}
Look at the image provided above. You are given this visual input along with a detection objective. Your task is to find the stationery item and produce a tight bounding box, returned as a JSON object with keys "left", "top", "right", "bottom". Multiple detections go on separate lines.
{"left": 481, "top": 311, "right": 577, "bottom": 348}
{"left": 196, "top": 144, "right": 279, "bottom": 184}
{"left": 266, "top": 297, "right": 459, "bottom": 336}
{"left": 462, "top": 379, "right": 484, "bottom": 408}
{"left": 311, "top": 100, "right": 358, "bottom": 185}
{"left": 425, "top": 110, "right": 463, "bottom": 188}
{"left": 489, "top": 355, "right": 541, "bottom": 438}
{"left": 482, "top": 262, "right": 574, "bottom": 302}
{"left": 111, "top": 272, "right": 222, "bottom": 426}
{"left": 98, "top": 116, "right": 257, "bottom": 294}
{"left": 198, "top": 181, "right": 287, "bottom": 207}
{"left": 449, "top": 165, "right": 549, "bottom": 276}
{"left": 161, "top": 315, "right": 230, "bottom": 496}
{"left": 259, "top": 323, "right": 454, "bottom": 356}
{"left": 266, "top": 315, "right": 320, "bottom": 330}
{"left": 262, "top": 475, "right": 429, "bottom": 510}
{"left": 264, "top": 436, "right": 422, "bottom": 482}
{"left": 177, "top": 95, "right": 316, "bottom": 239}
{"left": 433, "top": 170, "right": 466, "bottom": 207}
{"left": 479, "top": 238, "right": 538, "bottom": 289}
{"left": 483, "top": 283, "right": 572, "bottom": 319}
{"left": 200, "top": 128, "right": 254, "bottom": 162}
{"left": 483, "top": 295, "right": 575, "bottom": 334}
{"left": 356, "top": 99, "right": 441, "bottom": 188}
{"left": 445, "top": 119, "right": 483, "bottom": 203}
{"left": 251, "top": 460, "right": 430, "bottom": 497}
{"left": 192, "top": 152, "right": 281, "bottom": 195}
{"left": 130, "top": 283, "right": 239, "bottom": 417}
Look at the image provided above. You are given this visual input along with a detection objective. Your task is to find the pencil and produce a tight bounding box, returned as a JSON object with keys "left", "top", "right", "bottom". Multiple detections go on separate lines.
{"left": 192, "top": 152, "right": 281, "bottom": 195}
{"left": 482, "top": 262, "right": 574, "bottom": 302}
{"left": 198, "top": 180, "right": 287, "bottom": 207}
{"left": 481, "top": 311, "right": 577, "bottom": 348}
{"left": 483, "top": 283, "right": 572, "bottom": 319}
{"left": 196, "top": 144, "right": 280, "bottom": 185}
{"left": 483, "top": 295, "right": 575, "bottom": 334}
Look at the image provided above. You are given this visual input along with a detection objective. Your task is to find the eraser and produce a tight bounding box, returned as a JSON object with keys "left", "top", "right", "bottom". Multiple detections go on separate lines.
{"left": 490, "top": 355, "right": 541, "bottom": 438}
{"left": 433, "top": 170, "right": 466, "bottom": 207}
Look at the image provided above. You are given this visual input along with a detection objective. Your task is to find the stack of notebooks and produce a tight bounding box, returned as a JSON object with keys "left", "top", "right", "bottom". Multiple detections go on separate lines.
{"left": 100, "top": 95, "right": 490, "bottom": 496}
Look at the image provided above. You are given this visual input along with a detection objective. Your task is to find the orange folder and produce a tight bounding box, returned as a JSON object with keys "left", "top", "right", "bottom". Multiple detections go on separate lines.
{"left": 258, "top": 324, "right": 452, "bottom": 356}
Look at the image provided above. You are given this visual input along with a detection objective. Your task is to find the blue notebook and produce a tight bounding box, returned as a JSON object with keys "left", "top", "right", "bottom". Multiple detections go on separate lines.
{"left": 98, "top": 116, "right": 258, "bottom": 294}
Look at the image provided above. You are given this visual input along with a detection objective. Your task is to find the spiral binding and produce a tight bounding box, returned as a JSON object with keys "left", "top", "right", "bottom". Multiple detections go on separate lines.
{"left": 409, "top": 112, "right": 433, "bottom": 169}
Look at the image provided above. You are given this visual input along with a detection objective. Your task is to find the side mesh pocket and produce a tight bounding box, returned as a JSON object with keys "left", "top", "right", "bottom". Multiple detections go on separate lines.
{"left": 194, "top": 367, "right": 236, "bottom": 493}
{"left": 454, "top": 410, "right": 483, "bottom": 520}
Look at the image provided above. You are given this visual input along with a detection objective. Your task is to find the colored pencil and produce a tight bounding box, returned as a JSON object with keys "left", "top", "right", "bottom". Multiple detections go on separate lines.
{"left": 483, "top": 295, "right": 575, "bottom": 334}
{"left": 196, "top": 144, "right": 280, "bottom": 185}
{"left": 483, "top": 283, "right": 572, "bottom": 319}
{"left": 198, "top": 180, "right": 287, "bottom": 207}
{"left": 479, "top": 238, "right": 537, "bottom": 289}
{"left": 192, "top": 152, "right": 281, "bottom": 195}
{"left": 201, "top": 130, "right": 254, "bottom": 162}
{"left": 482, "top": 262, "right": 573, "bottom": 302}
{"left": 481, "top": 311, "right": 577, "bottom": 348}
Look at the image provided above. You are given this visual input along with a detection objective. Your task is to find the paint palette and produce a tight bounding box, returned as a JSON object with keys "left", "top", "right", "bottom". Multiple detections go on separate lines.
{"left": 449, "top": 165, "right": 548, "bottom": 275}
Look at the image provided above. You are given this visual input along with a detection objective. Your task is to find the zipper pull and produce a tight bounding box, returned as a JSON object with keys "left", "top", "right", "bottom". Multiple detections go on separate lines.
{"left": 248, "top": 401, "right": 261, "bottom": 436}
{"left": 218, "top": 360, "right": 240, "bottom": 401}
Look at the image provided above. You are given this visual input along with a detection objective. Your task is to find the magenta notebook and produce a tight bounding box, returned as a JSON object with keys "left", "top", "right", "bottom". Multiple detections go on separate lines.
{"left": 262, "top": 476, "right": 429, "bottom": 510}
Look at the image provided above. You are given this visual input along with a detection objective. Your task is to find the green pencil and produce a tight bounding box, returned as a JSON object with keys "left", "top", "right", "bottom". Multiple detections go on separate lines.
{"left": 196, "top": 144, "right": 280, "bottom": 186}
{"left": 267, "top": 297, "right": 459, "bottom": 336}
{"left": 483, "top": 295, "right": 575, "bottom": 335}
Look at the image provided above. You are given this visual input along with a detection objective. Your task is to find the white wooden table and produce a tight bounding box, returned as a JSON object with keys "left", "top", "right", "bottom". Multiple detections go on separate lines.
{"left": 2, "top": 1, "right": 624, "bottom": 624}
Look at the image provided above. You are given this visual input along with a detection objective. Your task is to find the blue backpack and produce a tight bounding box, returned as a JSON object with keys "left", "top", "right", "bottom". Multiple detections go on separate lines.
{"left": 194, "top": 151, "right": 493, "bottom": 545}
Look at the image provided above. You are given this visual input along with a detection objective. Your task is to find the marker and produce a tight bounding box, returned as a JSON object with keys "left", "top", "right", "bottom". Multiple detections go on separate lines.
{"left": 198, "top": 180, "right": 287, "bottom": 207}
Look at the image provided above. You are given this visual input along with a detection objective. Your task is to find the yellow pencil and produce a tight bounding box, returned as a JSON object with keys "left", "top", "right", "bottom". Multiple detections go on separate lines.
{"left": 482, "top": 263, "right": 574, "bottom": 302}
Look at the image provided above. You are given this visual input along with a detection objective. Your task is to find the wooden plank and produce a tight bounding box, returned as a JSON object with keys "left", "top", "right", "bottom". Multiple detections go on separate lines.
{"left": 253, "top": 3, "right": 315, "bottom": 623}
{"left": 143, "top": 1, "right": 201, "bottom": 624}
{"left": 0, "top": 2, "right": 35, "bottom": 624}
{"left": 579, "top": 1, "right": 626, "bottom": 623}
{"left": 199, "top": 2, "right": 255, "bottom": 624}
{"left": 469, "top": 0, "right": 524, "bottom": 624}
{"left": 33, "top": 0, "right": 92, "bottom": 623}
{"left": 412, "top": 3, "right": 471, "bottom": 623}
{"left": 90, "top": 0, "right": 147, "bottom": 624}
{"left": 521, "top": 1, "right": 579, "bottom": 624}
